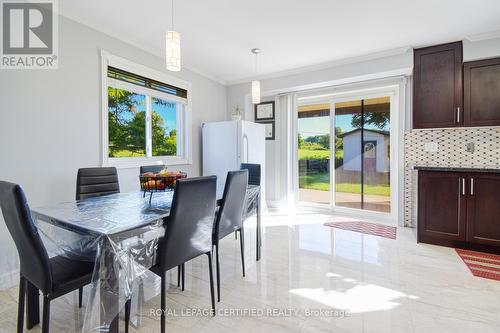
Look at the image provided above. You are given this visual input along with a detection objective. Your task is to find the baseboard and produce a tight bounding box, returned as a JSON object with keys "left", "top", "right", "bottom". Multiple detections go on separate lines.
{"left": 0, "top": 269, "right": 19, "bottom": 290}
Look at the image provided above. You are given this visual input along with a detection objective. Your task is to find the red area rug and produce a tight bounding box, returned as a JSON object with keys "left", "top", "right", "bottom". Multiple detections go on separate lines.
{"left": 456, "top": 248, "right": 500, "bottom": 281}
{"left": 323, "top": 219, "right": 397, "bottom": 239}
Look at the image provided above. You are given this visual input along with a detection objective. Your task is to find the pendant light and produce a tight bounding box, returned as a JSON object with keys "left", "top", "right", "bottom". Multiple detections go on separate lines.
{"left": 166, "top": 0, "right": 181, "bottom": 71}
{"left": 251, "top": 48, "right": 261, "bottom": 104}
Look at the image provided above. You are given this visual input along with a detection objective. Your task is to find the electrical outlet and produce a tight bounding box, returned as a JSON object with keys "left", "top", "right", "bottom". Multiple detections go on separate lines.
{"left": 424, "top": 142, "right": 438, "bottom": 152}
{"left": 466, "top": 142, "right": 475, "bottom": 153}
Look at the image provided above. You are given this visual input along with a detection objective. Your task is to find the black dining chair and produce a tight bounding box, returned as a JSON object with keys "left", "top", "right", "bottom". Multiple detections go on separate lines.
{"left": 125, "top": 176, "right": 217, "bottom": 333}
{"left": 140, "top": 164, "right": 184, "bottom": 291}
{"left": 0, "top": 181, "right": 95, "bottom": 333}
{"left": 76, "top": 167, "right": 120, "bottom": 200}
{"left": 212, "top": 170, "right": 248, "bottom": 302}
{"left": 140, "top": 164, "right": 166, "bottom": 174}
{"left": 75, "top": 167, "right": 120, "bottom": 302}
{"left": 240, "top": 163, "right": 261, "bottom": 186}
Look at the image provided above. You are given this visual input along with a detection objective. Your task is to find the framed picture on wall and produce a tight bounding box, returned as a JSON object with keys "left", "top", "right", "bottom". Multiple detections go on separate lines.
{"left": 255, "top": 101, "right": 275, "bottom": 121}
{"left": 260, "top": 121, "right": 275, "bottom": 140}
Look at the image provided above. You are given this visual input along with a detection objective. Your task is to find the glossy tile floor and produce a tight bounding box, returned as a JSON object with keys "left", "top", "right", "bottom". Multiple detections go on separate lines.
{"left": 2, "top": 211, "right": 500, "bottom": 333}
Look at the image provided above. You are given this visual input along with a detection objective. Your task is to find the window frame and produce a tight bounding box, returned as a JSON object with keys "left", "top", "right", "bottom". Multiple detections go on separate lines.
{"left": 100, "top": 50, "right": 192, "bottom": 168}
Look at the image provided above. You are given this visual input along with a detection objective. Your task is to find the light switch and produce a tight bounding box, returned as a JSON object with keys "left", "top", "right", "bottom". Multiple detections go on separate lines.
{"left": 424, "top": 142, "right": 438, "bottom": 152}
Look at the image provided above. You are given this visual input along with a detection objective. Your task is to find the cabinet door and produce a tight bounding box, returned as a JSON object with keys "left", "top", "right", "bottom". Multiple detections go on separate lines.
{"left": 413, "top": 42, "right": 463, "bottom": 129}
{"left": 418, "top": 171, "right": 466, "bottom": 246}
{"left": 466, "top": 173, "right": 500, "bottom": 246}
{"left": 464, "top": 58, "right": 500, "bottom": 127}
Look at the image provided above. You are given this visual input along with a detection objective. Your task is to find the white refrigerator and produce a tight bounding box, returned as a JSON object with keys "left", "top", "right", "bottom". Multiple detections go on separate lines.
{"left": 202, "top": 120, "right": 266, "bottom": 205}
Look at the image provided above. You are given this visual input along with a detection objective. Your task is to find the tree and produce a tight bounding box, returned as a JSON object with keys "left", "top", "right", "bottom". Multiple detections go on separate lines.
{"left": 108, "top": 87, "right": 145, "bottom": 156}
{"left": 335, "top": 127, "right": 343, "bottom": 150}
{"left": 351, "top": 111, "right": 390, "bottom": 130}
{"left": 298, "top": 133, "right": 304, "bottom": 148}
{"left": 108, "top": 88, "right": 177, "bottom": 157}
{"left": 305, "top": 134, "right": 330, "bottom": 149}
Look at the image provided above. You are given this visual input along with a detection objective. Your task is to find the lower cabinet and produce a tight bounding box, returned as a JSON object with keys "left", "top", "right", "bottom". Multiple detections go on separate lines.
{"left": 466, "top": 173, "right": 500, "bottom": 247}
{"left": 418, "top": 171, "right": 466, "bottom": 247}
{"left": 418, "top": 170, "right": 500, "bottom": 252}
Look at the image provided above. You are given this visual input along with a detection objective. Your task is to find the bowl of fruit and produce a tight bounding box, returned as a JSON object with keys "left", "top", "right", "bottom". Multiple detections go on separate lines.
{"left": 139, "top": 168, "right": 187, "bottom": 203}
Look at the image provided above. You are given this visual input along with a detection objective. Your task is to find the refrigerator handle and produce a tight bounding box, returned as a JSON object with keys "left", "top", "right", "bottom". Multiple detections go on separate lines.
{"left": 243, "top": 134, "right": 249, "bottom": 163}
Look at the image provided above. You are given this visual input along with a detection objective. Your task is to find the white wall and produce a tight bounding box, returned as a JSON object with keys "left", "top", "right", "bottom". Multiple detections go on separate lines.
{"left": 463, "top": 37, "right": 500, "bottom": 62}
{"left": 0, "top": 16, "right": 227, "bottom": 288}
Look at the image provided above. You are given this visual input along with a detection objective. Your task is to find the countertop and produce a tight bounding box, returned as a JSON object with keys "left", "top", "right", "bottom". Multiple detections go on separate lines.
{"left": 413, "top": 166, "right": 500, "bottom": 173}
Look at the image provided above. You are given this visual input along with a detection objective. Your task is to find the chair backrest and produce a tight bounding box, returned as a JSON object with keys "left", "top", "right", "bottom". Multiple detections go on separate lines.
{"left": 76, "top": 167, "right": 120, "bottom": 200}
{"left": 140, "top": 165, "right": 166, "bottom": 174}
{"left": 0, "top": 181, "right": 52, "bottom": 292}
{"left": 240, "top": 163, "right": 261, "bottom": 186}
{"left": 214, "top": 170, "right": 248, "bottom": 240}
{"left": 159, "top": 176, "right": 217, "bottom": 271}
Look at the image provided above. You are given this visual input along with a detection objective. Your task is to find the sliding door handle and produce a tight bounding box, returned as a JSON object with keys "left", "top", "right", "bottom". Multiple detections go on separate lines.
{"left": 461, "top": 178, "right": 465, "bottom": 196}
{"left": 470, "top": 178, "right": 474, "bottom": 196}
{"left": 456, "top": 107, "right": 461, "bottom": 123}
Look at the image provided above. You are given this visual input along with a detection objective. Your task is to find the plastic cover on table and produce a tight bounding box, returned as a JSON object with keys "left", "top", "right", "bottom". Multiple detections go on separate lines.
{"left": 33, "top": 186, "right": 260, "bottom": 332}
{"left": 34, "top": 192, "right": 172, "bottom": 332}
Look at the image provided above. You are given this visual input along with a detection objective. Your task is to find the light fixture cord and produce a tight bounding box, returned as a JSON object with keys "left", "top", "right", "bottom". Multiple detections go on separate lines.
{"left": 171, "top": 0, "right": 174, "bottom": 30}
{"left": 254, "top": 52, "right": 258, "bottom": 75}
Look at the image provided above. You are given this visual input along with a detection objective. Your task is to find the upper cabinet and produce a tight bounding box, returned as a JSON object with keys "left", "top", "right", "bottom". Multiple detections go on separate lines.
{"left": 464, "top": 58, "right": 500, "bottom": 127}
{"left": 413, "top": 42, "right": 463, "bottom": 129}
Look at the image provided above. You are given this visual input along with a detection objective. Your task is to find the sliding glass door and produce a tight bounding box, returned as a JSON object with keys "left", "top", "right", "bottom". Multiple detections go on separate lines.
{"left": 297, "top": 96, "right": 391, "bottom": 213}
{"left": 297, "top": 104, "right": 331, "bottom": 205}
{"left": 334, "top": 97, "right": 391, "bottom": 213}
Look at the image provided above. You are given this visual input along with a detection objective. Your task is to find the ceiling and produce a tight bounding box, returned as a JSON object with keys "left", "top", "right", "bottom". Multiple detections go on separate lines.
{"left": 60, "top": 0, "right": 500, "bottom": 85}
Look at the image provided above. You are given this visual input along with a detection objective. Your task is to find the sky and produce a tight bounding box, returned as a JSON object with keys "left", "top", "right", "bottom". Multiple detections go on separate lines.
{"left": 298, "top": 115, "right": 355, "bottom": 138}
{"left": 152, "top": 98, "right": 177, "bottom": 133}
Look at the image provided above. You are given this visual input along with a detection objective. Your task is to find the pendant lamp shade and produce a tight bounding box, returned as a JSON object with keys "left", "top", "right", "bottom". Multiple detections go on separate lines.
{"left": 166, "top": 31, "right": 181, "bottom": 72}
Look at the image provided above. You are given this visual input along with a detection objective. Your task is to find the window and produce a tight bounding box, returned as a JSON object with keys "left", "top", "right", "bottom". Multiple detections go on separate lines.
{"left": 101, "top": 51, "right": 191, "bottom": 167}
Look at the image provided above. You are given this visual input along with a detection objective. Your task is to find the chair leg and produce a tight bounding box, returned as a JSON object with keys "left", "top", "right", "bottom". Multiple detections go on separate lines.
{"left": 124, "top": 299, "right": 131, "bottom": 333}
{"left": 78, "top": 287, "right": 83, "bottom": 308}
{"left": 41, "top": 295, "right": 50, "bottom": 333}
{"left": 177, "top": 265, "right": 181, "bottom": 287}
{"left": 17, "top": 276, "right": 26, "bottom": 333}
{"left": 181, "top": 263, "right": 185, "bottom": 291}
{"left": 160, "top": 273, "right": 167, "bottom": 333}
{"left": 215, "top": 243, "right": 220, "bottom": 302}
{"left": 239, "top": 228, "right": 246, "bottom": 277}
{"left": 207, "top": 253, "right": 216, "bottom": 316}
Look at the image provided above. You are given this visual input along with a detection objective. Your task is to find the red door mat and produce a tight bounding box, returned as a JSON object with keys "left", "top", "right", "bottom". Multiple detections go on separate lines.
{"left": 456, "top": 248, "right": 500, "bottom": 281}
{"left": 323, "top": 219, "right": 397, "bottom": 239}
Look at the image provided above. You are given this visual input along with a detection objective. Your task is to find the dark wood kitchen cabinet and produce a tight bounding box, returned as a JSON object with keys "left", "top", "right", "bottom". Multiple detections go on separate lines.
{"left": 466, "top": 173, "right": 500, "bottom": 247}
{"left": 464, "top": 57, "right": 500, "bottom": 127}
{"left": 413, "top": 42, "right": 463, "bottom": 129}
{"left": 418, "top": 170, "right": 500, "bottom": 253}
{"left": 418, "top": 171, "right": 466, "bottom": 247}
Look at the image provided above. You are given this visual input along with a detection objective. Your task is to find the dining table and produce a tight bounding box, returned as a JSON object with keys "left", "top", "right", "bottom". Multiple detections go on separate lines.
{"left": 29, "top": 185, "right": 261, "bottom": 333}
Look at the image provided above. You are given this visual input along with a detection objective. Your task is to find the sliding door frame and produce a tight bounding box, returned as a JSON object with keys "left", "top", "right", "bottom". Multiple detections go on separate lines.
{"left": 295, "top": 80, "right": 405, "bottom": 225}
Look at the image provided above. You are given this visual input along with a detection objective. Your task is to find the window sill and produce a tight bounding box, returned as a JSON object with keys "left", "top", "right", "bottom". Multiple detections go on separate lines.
{"left": 103, "top": 156, "right": 192, "bottom": 169}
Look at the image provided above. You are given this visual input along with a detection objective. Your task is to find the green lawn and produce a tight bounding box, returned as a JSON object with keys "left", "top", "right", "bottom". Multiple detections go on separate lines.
{"left": 110, "top": 149, "right": 145, "bottom": 157}
{"left": 299, "top": 172, "right": 390, "bottom": 196}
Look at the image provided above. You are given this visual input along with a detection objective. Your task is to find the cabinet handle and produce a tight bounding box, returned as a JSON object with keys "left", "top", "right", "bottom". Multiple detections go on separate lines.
{"left": 456, "top": 107, "right": 461, "bottom": 123}
{"left": 462, "top": 178, "right": 465, "bottom": 196}
{"left": 471, "top": 178, "right": 474, "bottom": 195}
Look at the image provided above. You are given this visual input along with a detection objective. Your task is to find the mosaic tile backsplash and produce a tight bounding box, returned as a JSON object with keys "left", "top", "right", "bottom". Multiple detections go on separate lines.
{"left": 404, "top": 127, "right": 500, "bottom": 227}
